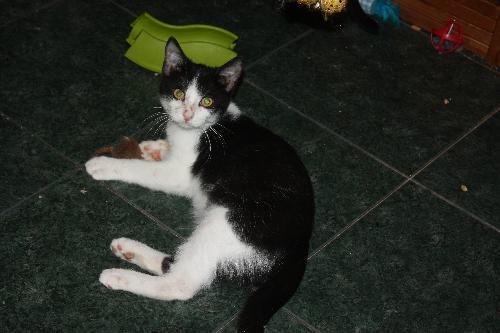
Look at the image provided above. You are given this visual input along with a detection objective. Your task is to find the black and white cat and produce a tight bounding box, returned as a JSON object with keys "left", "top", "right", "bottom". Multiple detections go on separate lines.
{"left": 85, "top": 38, "right": 315, "bottom": 333}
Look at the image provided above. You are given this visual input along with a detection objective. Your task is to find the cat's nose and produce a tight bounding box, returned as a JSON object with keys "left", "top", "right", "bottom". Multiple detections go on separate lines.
{"left": 183, "top": 108, "right": 194, "bottom": 122}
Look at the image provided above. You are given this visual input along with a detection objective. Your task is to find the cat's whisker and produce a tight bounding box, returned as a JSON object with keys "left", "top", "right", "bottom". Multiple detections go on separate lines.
{"left": 203, "top": 130, "right": 213, "bottom": 160}
{"left": 214, "top": 123, "right": 234, "bottom": 135}
{"left": 149, "top": 120, "right": 169, "bottom": 137}
{"left": 210, "top": 127, "right": 226, "bottom": 143}
{"left": 153, "top": 118, "right": 168, "bottom": 137}
{"left": 142, "top": 115, "right": 169, "bottom": 132}
{"left": 152, "top": 106, "right": 163, "bottom": 109}
{"left": 209, "top": 127, "right": 227, "bottom": 156}
{"left": 141, "top": 115, "right": 169, "bottom": 128}
{"left": 142, "top": 112, "right": 169, "bottom": 124}
{"left": 142, "top": 115, "right": 169, "bottom": 137}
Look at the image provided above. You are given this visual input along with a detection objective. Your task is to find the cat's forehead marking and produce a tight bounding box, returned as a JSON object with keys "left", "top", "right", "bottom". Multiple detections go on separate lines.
{"left": 185, "top": 76, "right": 201, "bottom": 105}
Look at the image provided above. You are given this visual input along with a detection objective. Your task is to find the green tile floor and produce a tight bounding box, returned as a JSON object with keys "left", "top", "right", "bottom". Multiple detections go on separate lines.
{"left": 1, "top": 0, "right": 499, "bottom": 332}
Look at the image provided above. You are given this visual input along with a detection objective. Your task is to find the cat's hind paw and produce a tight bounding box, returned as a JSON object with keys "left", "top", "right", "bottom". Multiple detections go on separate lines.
{"left": 111, "top": 237, "right": 137, "bottom": 262}
{"left": 139, "top": 140, "right": 169, "bottom": 161}
{"left": 110, "top": 237, "right": 170, "bottom": 275}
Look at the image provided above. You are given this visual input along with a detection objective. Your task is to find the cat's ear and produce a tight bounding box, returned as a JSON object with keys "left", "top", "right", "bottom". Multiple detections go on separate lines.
{"left": 163, "top": 38, "right": 186, "bottom": 76}
{"left": 217, "top": 58, "right": 243, "bottom": 93}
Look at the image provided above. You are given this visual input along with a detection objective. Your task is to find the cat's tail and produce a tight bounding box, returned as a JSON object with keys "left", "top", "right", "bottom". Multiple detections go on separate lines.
{"left": 236, "top": 246, "right": 309, "bottom": 333}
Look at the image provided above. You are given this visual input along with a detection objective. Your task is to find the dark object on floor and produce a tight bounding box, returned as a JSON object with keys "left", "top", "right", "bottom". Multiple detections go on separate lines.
{"left": 278, "top": 0, "right": 379, "bottom": 34}
{"left": 95, "top": 136, "right": 143, "bottom": 159}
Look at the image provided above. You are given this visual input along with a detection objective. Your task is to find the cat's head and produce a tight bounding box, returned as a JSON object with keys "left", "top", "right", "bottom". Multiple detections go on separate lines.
{"left": 159, "top": 38, "right": 242, "bottom": 130}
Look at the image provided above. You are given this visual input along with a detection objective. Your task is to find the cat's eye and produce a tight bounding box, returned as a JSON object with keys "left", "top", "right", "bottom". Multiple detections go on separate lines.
{"left": 173, "top": 89, "right": 185, "bottom": 100}
{"left": 200, "top": 97, "right": 213, "bottom": 108}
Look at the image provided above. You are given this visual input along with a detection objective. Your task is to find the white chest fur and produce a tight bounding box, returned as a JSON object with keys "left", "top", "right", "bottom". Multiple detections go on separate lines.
{"left": 163, "top": 122, "right": 208, "bottom": 214}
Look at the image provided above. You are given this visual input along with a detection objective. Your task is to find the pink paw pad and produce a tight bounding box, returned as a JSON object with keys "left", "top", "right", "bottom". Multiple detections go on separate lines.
{"left": 123, "top": 252, "right": 135, "bottom": 260}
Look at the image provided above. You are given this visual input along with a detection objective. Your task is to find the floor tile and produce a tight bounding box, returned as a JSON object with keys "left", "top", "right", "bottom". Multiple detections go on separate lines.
{"left": 0, "top": 173, "right": 246, "bottom": 332}
{"left": 299, "top": 134, "right": 403, "bottom": 250}
{"left": 246, "top": 25, "right": 500, "bottom": 174}
{"left": 0, "top": 115, "right": 74, "bottom": 212}
{"left": 416, "top": 112, "right": 500, "bottom": 228}
{"left": 0, "top": 0, "right": 56, "bottom": 24}
{"left": 113, "top": 0, "right": 310, "bottom": 63}
{"left": 286, "top": 183, "right": 500, "bottom": 332}
{"left": 0, "top": 0, "right": 161, "bottom": 163}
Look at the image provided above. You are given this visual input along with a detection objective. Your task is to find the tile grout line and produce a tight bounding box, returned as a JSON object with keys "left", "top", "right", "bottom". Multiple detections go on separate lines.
{"left": 244, "top": 79, "right": 411, "bottom": 180}
{"left": 308, "top": 178, "right": 410, "bottom": 260}
{"left": 283, "top": 307, "right": 323, "bottom": 333}
{"left": 0, "top": 111, "right": 79, "bottom": 167}
{"left": 245, "top": 29, "right": 315, "bottom": 71}
{"left": 411, "top": 179, "right": 500, "bottom": 234}
{"left": 105, "top": 0, "right": 138, "bottom": 18}
{"left": 0, "top": 0, "right": 65, "bottom": 29}
{"left": 407, "top": 106, "right": 499, "bottom": 180}
{"left": 100, "top": 183, "right": 185, "bottom": 240}
{"left": 210, "top": 311, "right": 239, "bottom": 333}
{"left": 458, "top": 51, "right": 500, "bottom": 77}
{"left": 0, "top": 168, "right": 81, "bottom": 218}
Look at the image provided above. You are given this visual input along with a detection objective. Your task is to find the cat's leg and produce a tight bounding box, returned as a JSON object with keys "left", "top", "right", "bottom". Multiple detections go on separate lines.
{"left": 99, "top": 268, "right": 193, "bottom": 301}
{"left": 99, "top": 206, "right": 244, "bottom": 301}
{"left": 139, "top": 139, "right": 169, "bottom": 161}
{"left": 110, "top": 238, "right": 173, "bottom": 275}
{"left": 85, "top": 156, "right": 191, "bottom": 195}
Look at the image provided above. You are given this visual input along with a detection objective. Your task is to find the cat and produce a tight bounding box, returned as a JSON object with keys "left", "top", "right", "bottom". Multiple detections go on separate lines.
{"left": 85, "top": 37, "right": 315, "bottom": 333}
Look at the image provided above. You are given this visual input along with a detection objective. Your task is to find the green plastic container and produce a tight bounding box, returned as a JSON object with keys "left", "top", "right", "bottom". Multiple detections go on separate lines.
{"left": 125, "top": 12, "right": 238, "bottom": 72}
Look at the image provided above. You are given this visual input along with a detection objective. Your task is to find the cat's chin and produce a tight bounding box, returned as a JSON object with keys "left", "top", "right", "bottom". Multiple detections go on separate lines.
{"left": 172, "top": 120, "right": 203, "bottom": 131}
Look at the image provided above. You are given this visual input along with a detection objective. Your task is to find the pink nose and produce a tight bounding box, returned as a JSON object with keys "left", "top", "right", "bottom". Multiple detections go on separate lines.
{"left": 183, "top": 109, "right": 194, "bottom": 122}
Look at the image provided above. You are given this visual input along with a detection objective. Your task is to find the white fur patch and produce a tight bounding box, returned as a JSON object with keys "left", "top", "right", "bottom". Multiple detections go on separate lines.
{"left": 169, "top": 205, "right": 272, "bottom": 290}
{"left": 226, "top": 102, "right": 241, "bottom": 118}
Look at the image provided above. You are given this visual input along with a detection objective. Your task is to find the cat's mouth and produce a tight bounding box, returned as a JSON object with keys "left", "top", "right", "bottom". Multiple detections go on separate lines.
{"left": 174, "top": 120, "right": 198, "bottom": 129}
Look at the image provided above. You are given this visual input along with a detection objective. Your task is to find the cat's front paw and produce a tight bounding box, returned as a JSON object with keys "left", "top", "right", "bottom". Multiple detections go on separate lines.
{"left": 85, "top": 156, "right": 121, "bottom": 181}
{"left": 139, "top": 140, "right": 169, "bottom": 161}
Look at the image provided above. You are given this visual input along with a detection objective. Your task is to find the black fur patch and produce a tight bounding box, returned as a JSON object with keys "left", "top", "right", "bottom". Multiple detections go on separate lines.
{"left": 193, "top": 115, "right": 315, "bottom": 252}
{"left": 161, "top": 256, "right": 174, "bottom": 274}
